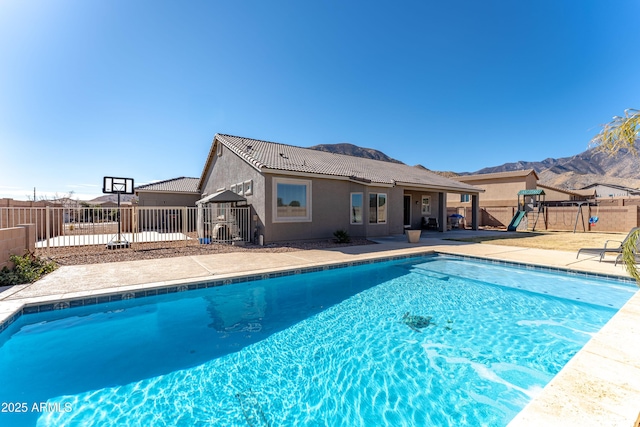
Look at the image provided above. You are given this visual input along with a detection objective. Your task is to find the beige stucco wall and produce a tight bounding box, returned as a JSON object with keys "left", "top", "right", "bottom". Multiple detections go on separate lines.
{"left": 200, "top": 144, "right": 266, "bottom": 239}
{"left": 540, "top": 187, "right": 573, "bottom": 202}
{"left": 138, "top": 192, "right": 201, "bottom": 207}
{"left": 448, "top": 176, "right": 532, "bottom": 205}
{"left": 0, "top": 224, "right": 35, "bottom": 270}
{"left": 262, "top": 177, "right": 409, "bottom": 242}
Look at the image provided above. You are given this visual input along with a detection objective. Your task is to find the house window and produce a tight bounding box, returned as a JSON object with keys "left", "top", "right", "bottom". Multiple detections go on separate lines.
{"left": 421, "top": 196, "right": 431, "bottom": 215}
{"left": 460, "top": 194, "right": 470, "bottom": 203}
{"left": 351, "top": 193, "right": 363, "bottom": 224}
{"left": 244, "top": 180, "right": 253, "bottom": 196}
{"left": 369, "top": 193, "right": 387, "bottom": 224}
{"left": 273, "top": 178, "right": 311, "bottom": 222}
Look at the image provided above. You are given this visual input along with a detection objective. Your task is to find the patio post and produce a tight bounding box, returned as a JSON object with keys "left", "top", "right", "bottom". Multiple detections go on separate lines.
{"left": 438, "top": 192, "right": 447, "bottom": 232}
{"left": 472, "top": 194, "right": 479, "bottom": 230}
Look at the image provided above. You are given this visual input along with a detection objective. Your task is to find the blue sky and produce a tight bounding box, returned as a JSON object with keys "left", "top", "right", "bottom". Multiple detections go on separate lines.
{"left": 1, "top": 0, "right": 639, "bottom": 201}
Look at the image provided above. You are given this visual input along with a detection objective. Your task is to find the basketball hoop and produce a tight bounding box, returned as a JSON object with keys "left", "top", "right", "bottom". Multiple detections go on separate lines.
{"left": 103, "top": 176, "right": 134, "bottom": 249}
{"left": 103, "top": 177, "right": 134, "bottom": 195}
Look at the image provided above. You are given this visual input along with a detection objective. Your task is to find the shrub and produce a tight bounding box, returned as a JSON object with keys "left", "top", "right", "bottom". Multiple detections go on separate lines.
{"left": 0, "top": 252, "right": 58, "bottom": 286}
{"left": 333, "top": 229, "right": 351, "bottom": 244}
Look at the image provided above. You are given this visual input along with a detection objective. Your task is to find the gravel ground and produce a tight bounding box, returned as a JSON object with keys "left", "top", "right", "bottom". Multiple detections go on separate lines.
{"left": 36, "top": 238, "right": 376, "bottom": 266}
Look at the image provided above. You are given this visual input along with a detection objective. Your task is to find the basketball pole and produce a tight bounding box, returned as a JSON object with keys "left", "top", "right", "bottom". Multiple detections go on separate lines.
{"left": 117, "top": 190, "right": 122, "bottom": 243}
{"left": 103, "top": 176, "right": 134, "bottom": 249}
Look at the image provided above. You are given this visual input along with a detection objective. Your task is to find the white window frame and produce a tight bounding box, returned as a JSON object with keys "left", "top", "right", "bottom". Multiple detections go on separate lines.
{"left": 350, "top": 192, "right": 363, "bottom": 225}
{"left": 421, "top": 195, "right": 431, "bottom": 216}
{"left": 244, "top": 180, "right": 253, "bottom": 196}
{"left": 369, "top": 192, "right": 387, "bottom": 224}
{"left": 460, "top": 194, "right": 470, "bottom": 203}
{"left": 273, "top": 177, "right": 312, "bottom": 223}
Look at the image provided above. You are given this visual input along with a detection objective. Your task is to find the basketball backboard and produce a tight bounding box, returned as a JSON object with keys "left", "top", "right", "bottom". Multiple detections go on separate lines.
{"left": 103, "top": 176, "right": 134, "bottom": 194}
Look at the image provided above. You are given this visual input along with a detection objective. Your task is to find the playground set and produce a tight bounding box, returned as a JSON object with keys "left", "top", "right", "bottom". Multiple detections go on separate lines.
{"left": 507, "top": 189, "right": 599, "bottom": 233}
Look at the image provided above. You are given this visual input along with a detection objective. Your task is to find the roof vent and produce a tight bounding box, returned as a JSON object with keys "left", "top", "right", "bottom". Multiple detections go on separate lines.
{"left": 279, "top": 153, "right": 289, "bottom": 159}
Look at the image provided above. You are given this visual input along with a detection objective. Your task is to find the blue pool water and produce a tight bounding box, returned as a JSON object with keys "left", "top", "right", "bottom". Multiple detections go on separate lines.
{"left": 0, "top": 255, "right": 636, "bottom": 426}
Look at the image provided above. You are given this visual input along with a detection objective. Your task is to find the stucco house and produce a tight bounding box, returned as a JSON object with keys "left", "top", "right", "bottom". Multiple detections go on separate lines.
{"left": 447, "top": 169, "right": 539, "bottom": 208}
{"left": 197, "top": 134, "right": 482, "bottom": 243}
{"left": 136, "top": 177, "right": 201, "bottom": 206}
{"left": 579, "top": 183, "right": 640, "bottom": 198}
{"left": 536, "top": 183, "right": 595, "bottom": 203}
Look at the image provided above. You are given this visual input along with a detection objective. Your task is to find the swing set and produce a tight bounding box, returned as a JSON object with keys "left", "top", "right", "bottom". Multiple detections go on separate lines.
{"left": 560, "top": 200, "right": 599, "bottom": 233}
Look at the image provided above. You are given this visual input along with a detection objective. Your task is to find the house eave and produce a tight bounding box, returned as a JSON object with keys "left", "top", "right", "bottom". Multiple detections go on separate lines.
{"left": 135, "top": 189, "right": 200, "bottom": 195}
{"left": 262, "top": 168, "right": 395, "bottom": 187}
{"left": 395, "top": 181, "right": 484, "bottom": 194}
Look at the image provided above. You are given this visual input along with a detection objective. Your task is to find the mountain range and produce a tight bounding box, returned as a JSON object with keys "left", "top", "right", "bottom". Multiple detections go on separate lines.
{"left": 309, "top": 144, "right": 640, "bottom": 190}
{"left": 309, "top": 143, "right": 403, "bottom": 164}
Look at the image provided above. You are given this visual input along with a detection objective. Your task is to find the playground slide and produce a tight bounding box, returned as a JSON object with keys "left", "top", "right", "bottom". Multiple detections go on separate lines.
{"left": 507, "top": 211, "right": 526, "bottom": 231}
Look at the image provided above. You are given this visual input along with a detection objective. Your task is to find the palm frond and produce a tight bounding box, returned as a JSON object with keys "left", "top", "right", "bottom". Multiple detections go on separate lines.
{"left": 621, "top": 228, "right": 640, "bottom": 285}
{"left": 590, "top": 108, "right": 640, "bottom": 156}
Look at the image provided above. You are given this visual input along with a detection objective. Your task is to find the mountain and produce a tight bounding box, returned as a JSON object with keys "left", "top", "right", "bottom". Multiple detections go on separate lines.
{"left": 309, "top": 143, "right": 404, "bottom": 164}
{"left": 470, "top": 147, "right": 640, "bottom": 189}
{"left": 307, "top": 142, "right": 640, "bottom": 190}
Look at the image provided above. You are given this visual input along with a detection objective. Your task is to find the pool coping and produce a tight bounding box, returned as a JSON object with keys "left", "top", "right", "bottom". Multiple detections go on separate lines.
{"left": 0, "top": 243, "right": 639, "bottom": 426}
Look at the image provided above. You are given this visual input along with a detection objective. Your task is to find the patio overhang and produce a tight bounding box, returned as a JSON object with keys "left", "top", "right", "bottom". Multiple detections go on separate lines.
{"left": 196, "top": 190, "right": 247, "bottom": 204}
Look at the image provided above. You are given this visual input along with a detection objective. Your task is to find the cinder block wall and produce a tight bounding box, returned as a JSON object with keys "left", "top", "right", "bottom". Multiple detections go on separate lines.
{"left": 0, "top": 224, "right": 35, "bottom": 270}
{"left": 481, "top": 207, "right": 516, "bottom": 227}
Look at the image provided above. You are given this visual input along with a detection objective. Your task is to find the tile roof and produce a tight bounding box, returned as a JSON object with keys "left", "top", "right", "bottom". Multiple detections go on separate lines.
{"left": 537, "top": 183, "right": 594, "bottom": 198}
{"left": 214, "top": 134, "right": 481, "bottom": 193}
{"left": 453, "top": 169, "right": 539, "bottom": 182}
{"left": 135, "top": 177, "right": 200, "bottom": 193}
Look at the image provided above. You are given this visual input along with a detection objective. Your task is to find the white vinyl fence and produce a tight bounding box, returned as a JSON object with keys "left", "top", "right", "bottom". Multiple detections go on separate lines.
{"left": 0, "top": 206, "right": 251, "bottom": 249}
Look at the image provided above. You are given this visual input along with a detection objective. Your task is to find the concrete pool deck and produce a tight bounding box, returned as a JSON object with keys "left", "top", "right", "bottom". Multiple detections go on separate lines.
{"left": 1, "top": 232, "right": 639, "bottom": 427}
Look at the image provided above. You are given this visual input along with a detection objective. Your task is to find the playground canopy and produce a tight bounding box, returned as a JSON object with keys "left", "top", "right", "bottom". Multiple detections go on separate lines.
{"left": 517, "top": 189, "right": 545, "bottom": 196}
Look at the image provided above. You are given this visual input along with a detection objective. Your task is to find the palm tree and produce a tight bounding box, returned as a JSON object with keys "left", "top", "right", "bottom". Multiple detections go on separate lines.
{"left": 590, "top": 108, "right": 640, "bottom": 282}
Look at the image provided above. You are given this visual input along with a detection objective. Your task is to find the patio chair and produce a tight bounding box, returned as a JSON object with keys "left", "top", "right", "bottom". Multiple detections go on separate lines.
{"left": 576, "top": 227, "right": 640, "bottom": 262}
{"left": 615, "top": 252, "right": 640, "bottom": 266}
{"left": 422, "top": 217, "right": 438, "bottom": 230}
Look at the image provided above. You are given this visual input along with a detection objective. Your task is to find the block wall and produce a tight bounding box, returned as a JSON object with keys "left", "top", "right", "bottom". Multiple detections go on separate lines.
{"left": 543, "top": 206, "right": 638, "bottom": 232}
{"left": 0, "top": 224, "right": 35, "bottom": 270}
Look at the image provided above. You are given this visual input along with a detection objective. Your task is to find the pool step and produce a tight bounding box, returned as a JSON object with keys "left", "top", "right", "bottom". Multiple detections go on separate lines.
{"left": 410, "top": 268, "right": 450, "bottom": 281}
{"left": 235, "top": 388, "right": 270, "bottom": 427}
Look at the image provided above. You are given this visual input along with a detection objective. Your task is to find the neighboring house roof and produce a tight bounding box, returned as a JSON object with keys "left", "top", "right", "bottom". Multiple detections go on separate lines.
{"left": 453, "top": 169, "right": 539, "bottom": 182}
{"left": 579, "top": 182, "right": 640, "bottom": 194}
{"left": 91, "top": 200, "right": 132, "bottom": 206}
{"left": 199, "top": 134, "right": 482, "bottom": 194}
{"left": 135, "top": 177, "right": 200, "bottom": 193}
{"left": 537, "top": 183, "right": 594, "bottom": 198}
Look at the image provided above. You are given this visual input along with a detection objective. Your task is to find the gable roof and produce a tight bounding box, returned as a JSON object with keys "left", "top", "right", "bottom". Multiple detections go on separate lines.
{"left": 453, "top": 169, "right": 539, "bottom": 182}
{"left": 135, "top": 177, "right": 200, "bottom": 194}
{"left": 199, "top": 134, "right": 482, "bottom": 194}
{"left": 579, "top": 182, "right": 640, "bottom": 193}
{"left": 537, "top": 183, "right": 595, "bottom": 198}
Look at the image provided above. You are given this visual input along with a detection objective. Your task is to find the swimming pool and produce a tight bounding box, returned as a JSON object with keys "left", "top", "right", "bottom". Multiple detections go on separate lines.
{"left": 0, "top": 254, "right": 636, "bottom": 426}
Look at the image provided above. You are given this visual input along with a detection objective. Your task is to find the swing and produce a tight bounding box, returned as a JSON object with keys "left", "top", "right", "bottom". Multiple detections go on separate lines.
{"left": 589, "top": 202, "right": 599, "bottom": 226}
